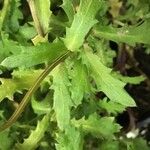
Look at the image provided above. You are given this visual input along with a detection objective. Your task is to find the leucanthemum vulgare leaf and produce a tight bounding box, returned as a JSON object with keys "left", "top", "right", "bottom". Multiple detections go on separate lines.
{"left": 111, "top": 72, "right": 145, "bottom": 85}
{"left": 33, "top": 0, "right": 51, "bottom": 35}
{"left": 64, "top": 0, "right": 103, "bottom": 51}
{"left": 98, "top": 98, "right": 126, "bottom": 115}
{"left": 15, "top": 114, "right": 49, "bottom": 150}
{"left": 0, "top": 0, "right": 149, "bottom": 149}
{"left": 1, "top": 41, "right": 68, "bottom": 68}
{"left": 56, "top": 125, "right": 83, "bottom": 150}
{"left": 69, "top": 60, "right": 90, "bottom": 106}
{"left": 51, "top": 64, "right": 73, "bottom": 130}
{"left": 61, "top": 0, "right": 75, "bottom": 24}
{"left": 0, "top": 69, "right": 47, "bottom": 102}
{"left": 31, "top": 91, "right": 52, "bottom": 115}
{"left": 72, "top": 113, "right": 121, "bottom": 139}
{"left": 84, "top": 49, "right": 136, "bottom": 107}
{"left": 93, "top": 20, "right": 150, "bottom": 46}
{"left": 0, "top": 129, "right": 13, "bottom": 150}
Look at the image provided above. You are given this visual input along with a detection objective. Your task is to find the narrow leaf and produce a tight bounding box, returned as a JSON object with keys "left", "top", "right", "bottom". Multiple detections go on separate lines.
{"left": 51, "top": 64, "right": 72, "bottom": 130}
{"left": 61, "top": 0, "right": 75, "bottom": 24}
{"left": 56, "top": 125, "right": 83, "bottom": 150}
{"left": 31, "top": 91, "right": 52, "bottom": 115}
{"left": 84, "top": 50, "right": 136, "bottom": 107}
{"left": 34, "top": 0, "right": 51, "bottom": 34}
{"left": 0, "top": 69, "right": 44, "bottom": 102}
{"left": 1, "top": 41, "right": 68, "bottom": 68}
{"left": 98, "top": 98, "right": 125, "bottom": 115}
{"left": 93, "top": 20, "right": 150, "bottom": 45}
{"left": 0, "top": 130, "right": 13, "bottom": 150}
{"left": 64, "top": 0, "right": 102, "bottom": 51}
{"left": 111, "top": 72, "right": 145, "bottom": 84}
{"left": 70, "top": 60, "right": 90, "bottom": 105}
{"left": 73, "top": 114, "right": 121, "bottom": 139}
{"left": 15, "top": 114, "right": 49, "bottom": 150}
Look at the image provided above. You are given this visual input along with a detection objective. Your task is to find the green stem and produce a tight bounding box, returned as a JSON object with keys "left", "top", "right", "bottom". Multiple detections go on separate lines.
{"left": 0, "top": 51, "right": 71, "bottom": 132}
{"left": 27, "top": 0, "right": 44, "bottom": 36}
{"left": 0, "top": 0, "right": 11, "bottom": 31}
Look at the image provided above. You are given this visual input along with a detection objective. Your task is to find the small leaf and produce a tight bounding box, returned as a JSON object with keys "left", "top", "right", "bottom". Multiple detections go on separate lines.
{"left": 56, "top": 125, "right": 83, "bottom": 150}
{"left": 31, "top": 91, "right": 52, "bottom": 115}
{"left": 99, "top": 98, "right": 125, "bottom": 115}
{"left": 51, "top": 64, "right": 73, "bottom": 130}
{"left": 9, "top": 0, "right": 23, "bottom": 32}
{"left": 1, "top": 41, "right": 68, "bottom": 68}
{"left": 15, "top": 114, "right": 49, "bottom": 150}
{"left": 126, "top": 138, "right": 150, "bottom": 150}
{"left": 61, "top": 0, "right": 75, "bottom": 24}
{"left": 93, "top": 20, "right": 150, "bottom": 45}
{"left": 34, "top": 0, "right": 51, "bottom": 34}
{"left": 0, "top": 129, "right": 13, "bottom": 150}
{"left": 84, "top": 50, "right": 136, "bottom": 107}
{"left": 70, "top": 60, "right": 90, "bottom": 105}
{"left": 100, "top": 140, "right": 119, "bottom": 150}
{"left": 0, "top": 69, "right": 44, "bottom": 102}
{"left": 64, "top": 0, "right": 102, "bottom": 51}
{"left": 111, "top": 72, "right": 145, "bottom": 84}
{"left": 73, "top": 113, "right": 121, "bottom": 139}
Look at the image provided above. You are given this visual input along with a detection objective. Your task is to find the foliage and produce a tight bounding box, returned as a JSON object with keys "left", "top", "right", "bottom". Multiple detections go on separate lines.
{"left": 0, "top": 0, "right": 149, "bottom": 149}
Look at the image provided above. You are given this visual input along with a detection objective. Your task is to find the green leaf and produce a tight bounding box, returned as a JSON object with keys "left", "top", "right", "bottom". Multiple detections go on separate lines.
{"left": 73, "top": 113, "right": 121, "bottom": 139}
{"left": 70, "top": 60, "right": 90, "bottom": 105}
{"left": 111, "top": 72, "right": 145, "bottom": 84}
{"left": 126, "top": 138, "right": 150, "bottom": 150}
{"left": 18, "top": 24, "right": 37, "bottom": 40}
{"left": 34, "top": 0, "right": 51, "bottom": 34}
{"left": 9, "top": 0, "right": 23, "bottom": 32}
{"left": 84, "top": 49, "right": 136, "bottom": 107}
{"left": 98, "top": 98, "right": 125, "bottom": 115}
{"left": 31, "top": 91, "right": 52, "bottom": 115}
{"left": 64, "top": 0, "right": 102, "bottom": 51}
{"left": 51, "top": 64, "right": 73, "bottom": 130}
{"left": 99, "top": 140, "right": 119, "bottom": 150}
{"left": 15, "top": 114, "right": 49, "bottom": 150}
{"left": 1, "top": 41, "right": 68, "bottom": 68}
{"left": 56, "top": 125, "right": 83, "bottom": 150}
{"left": 93, "top": 20, "right": 150, "bottom": 45}
{"left": 0, "top": 129, "right": 13, "bottom": 150}
{"left": 0, "top": 69, "right": 42, "bottom": 102}
{"left": 0, "top": 35, "right": 22, "bottom": 63}
{"left": 90, "top": 37, "right": 116, "bottom": 67}
{"left": 61, "top": 0, "right": 75, "bottom": 24}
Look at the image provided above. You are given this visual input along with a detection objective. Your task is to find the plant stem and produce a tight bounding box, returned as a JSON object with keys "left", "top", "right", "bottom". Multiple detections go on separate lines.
{"left": 0, "top": 51, "right": 71, "bottom": 132}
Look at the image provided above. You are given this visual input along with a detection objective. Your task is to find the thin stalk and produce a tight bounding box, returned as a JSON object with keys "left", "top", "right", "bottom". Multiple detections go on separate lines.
{"left": 0, "top": 51, "right": 71, "bottom": 132}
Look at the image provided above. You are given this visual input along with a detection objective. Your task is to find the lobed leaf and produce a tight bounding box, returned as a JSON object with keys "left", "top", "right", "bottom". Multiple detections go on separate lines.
{"left": 31, "top": 91, "right": 52, "bottom": 115}
{"left": 93, "top": 20, "right": 150, "bottom": 46}
{"left": 61, "top": 0, "right": 75, "bottom": 24}
{"left": 34, "top": 0, "right": 51, "bottom": 34}
{"left": 15, "top": 114, "right": 49, "bottom": 150}
{"left": 0, "top": 129, "right": 13, "bottom": 150}
{"left": 111, "top": 72, "right": 145, "bottom": 85}
{"left": 73, "top": 113, "right": 121, "bottom": 139}
{"left": 64, "top": 0, "right": 103, "bottom": 51}
{"left": 70, "top": 60, "right": 90, "bottom": 105}
{"left": 51, "top": 64, "right": 73, "bottom": 130}
{"left": 0, "top": 69, "right": 43, "bottom": 102}
{"left": 56, "top": 125, "right": 83, "bottom": 150}
{"left": 84, "top": 50, "right": 136, "bottom": 107}
{"left": 98, "top": 98, "right": 125, "bottom": 115}
{"left": 1, "top": 41, "right": 68, "bottom": 68}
